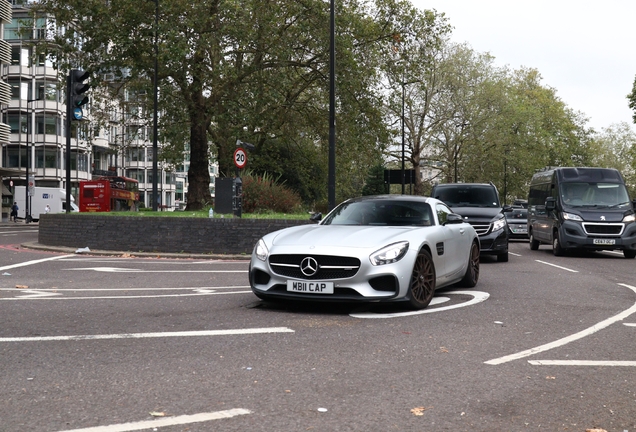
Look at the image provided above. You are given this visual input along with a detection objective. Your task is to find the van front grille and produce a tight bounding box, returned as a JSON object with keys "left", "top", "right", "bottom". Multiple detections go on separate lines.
{"left": 582, "top": 223, "right": 624, "bottom": 236}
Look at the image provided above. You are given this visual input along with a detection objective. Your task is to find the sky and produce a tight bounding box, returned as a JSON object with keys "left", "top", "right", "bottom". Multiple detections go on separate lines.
{"left": 410, "top": 0, "right": 636, "bottom": 131}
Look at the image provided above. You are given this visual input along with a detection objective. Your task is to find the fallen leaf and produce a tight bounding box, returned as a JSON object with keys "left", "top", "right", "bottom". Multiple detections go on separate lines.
{"left": 546, "top": 376, "right": 556, "bottom": 380}
{"left": 439, "top": 347, "right": 449, "bottom": 353}
{"left": 410, "top": 406, "right": 432, "bottom": 416}
{"left": 16, "top": 285, "right": 28, "bottom": 289}
{"left": 149, "top": 412, "right": 166, "bottom": 417}
{"left": 586, "top": 429, "right": 608, "bottom": 432}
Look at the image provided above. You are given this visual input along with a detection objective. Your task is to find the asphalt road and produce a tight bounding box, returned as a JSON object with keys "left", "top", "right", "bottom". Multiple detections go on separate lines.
{"left": 1, "top": 224, "right": 635, "bottom": 432}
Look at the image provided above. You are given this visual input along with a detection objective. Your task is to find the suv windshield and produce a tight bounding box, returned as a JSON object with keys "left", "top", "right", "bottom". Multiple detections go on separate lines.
{"left": 560, "top": 182, "right": 631, "bottom": 208}
{"left": 434, "top": 185, "right": 500, "bottom": 208}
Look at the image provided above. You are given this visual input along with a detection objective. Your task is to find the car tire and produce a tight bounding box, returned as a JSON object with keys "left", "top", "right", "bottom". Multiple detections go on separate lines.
{"left": 624, "top": 250, "right": 636, "bottom": 259}
{"left": 497, "top": 251, "right": 509, "bottom": 262}
{"left": 529, "top": 232, "right": 540, "bottom": 250}
{"left": 552, "top": 232, "right": 565, "bottom": 256}
{"left": 458, "top": 241, "right": 480, "bottom": 287}
{"left": 407, "top": 249, "right": 436, "bottom": 310}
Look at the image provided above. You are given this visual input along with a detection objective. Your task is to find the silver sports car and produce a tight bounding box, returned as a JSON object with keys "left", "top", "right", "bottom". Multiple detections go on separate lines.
{"left": 249, "top": 195, "right": 480, "bottom": 309}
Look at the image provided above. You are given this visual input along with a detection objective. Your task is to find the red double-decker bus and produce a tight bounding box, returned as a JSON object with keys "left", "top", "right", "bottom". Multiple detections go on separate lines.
{"left": 79, "top": 176, "right": 140, "bottom": 212}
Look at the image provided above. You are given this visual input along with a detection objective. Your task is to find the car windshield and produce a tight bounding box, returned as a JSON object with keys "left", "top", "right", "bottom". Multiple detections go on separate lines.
{"left": 560, "top": 182, "right": 631, "bottom": 208}
{"left": 434, "top": 185, "right": 500, "bottom": 208}
{"left": 322, "top": 200, "right": 433, "bottom": 226}
{"left": 505, "top": 209, "right": 527, "bottom": 220}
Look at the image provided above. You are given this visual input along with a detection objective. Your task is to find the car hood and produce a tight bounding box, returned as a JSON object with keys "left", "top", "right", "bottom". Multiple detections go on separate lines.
{"left": 448, "top": 206, "right": 502, "bottom": 222}
{"left": 564, "top": 207, "right": 630, "bottom": 223}
{"left": 266, "top": 224, "right": 420, "bottom": 251}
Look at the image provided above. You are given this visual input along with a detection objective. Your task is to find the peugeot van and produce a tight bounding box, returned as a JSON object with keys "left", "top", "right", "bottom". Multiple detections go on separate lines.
{"left": 527, "top": 167, "right": 636, "bottom": 258}
{"left": 431, "top": 182, "right": 511, "bottom": 262}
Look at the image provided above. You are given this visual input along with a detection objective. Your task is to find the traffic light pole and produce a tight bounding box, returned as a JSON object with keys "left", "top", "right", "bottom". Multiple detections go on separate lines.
{"left": 65, "top": 73, "right": 71, "bottom": 213}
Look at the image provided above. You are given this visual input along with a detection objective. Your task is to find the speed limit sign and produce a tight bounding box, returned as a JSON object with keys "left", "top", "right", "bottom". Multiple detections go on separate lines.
{"left": 233, "top": 147, "right": 247, "bottom": 169}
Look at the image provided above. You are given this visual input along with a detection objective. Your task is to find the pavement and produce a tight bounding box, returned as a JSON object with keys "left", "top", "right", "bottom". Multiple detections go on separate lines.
{"left": 1, "top": 220, "right": 250, "bottom": 260}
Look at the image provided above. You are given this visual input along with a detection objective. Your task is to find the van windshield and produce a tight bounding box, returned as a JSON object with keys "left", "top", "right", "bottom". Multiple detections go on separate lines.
{"left": 434, "top": 185, "right": 500, "bottom": 208}
{"left": 560, "top": 182, "right": 630, "bottom": 208}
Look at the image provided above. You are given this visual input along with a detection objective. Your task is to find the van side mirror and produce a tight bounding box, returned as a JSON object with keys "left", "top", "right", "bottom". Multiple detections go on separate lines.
{"left": 545, "top": 197, "right": 556, "bottom": 211}
{"left": 502, "top": 205, "right": 513, "bottom": 213}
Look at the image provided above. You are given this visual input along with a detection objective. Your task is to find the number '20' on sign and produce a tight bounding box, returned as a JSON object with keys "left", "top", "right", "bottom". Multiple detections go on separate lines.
{"left": 233, "top": 148, "right": 248, "bottom": 169}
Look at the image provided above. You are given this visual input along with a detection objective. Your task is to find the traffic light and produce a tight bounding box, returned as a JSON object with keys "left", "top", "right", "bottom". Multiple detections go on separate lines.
{"left": 69, "top": 69, "right": 90, "bottom": 108}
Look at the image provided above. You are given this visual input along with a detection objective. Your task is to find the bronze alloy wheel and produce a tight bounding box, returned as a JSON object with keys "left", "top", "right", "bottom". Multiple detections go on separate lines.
{"left": 408, "top": 249, "right": 436, "bottom": 309}
{"left": 459, "top": 241, "right": 480, "bottom": 287}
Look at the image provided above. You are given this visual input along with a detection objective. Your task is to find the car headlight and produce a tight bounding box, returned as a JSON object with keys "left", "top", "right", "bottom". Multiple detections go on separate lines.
{"left": 370, "top": 241, "right": 409, "bottom": 266}
{"left": 623, "top": 214, "right": 636, "bottom": 223}
{"left": 254, "top": 238, "right": 269, "bottom": 261}
{"left": 492, "top": 217, "right": 506, "bottom": 231}
{"left": 563, "top": 212, "right": 583, "bottom": 222}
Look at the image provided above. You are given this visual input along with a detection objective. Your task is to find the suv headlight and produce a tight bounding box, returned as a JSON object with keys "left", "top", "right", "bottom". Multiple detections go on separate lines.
{"left": 254, "top": 238, "right": 269, "bottom": 261}
{"left": 492, "top": 217, "right": 506, "bottom": 232}
{"left": 623, "top": 214, "right": 636, "bottom": 223}
{"left": 370, "top": 241, "right": 409, "bottom": 266}
{"left": 563, "top": 212, "right": 583, "bottom": 222}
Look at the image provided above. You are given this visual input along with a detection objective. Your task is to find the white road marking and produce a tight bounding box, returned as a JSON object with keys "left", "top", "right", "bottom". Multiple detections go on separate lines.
{"left": 535, "top": 260, "right": 579, "bottom": 272}
{"left": 0, "top": 327, "right": 294, "bottom": 342}
{"left": 528, "top": 360, "right": 636, "bottom": 367}
{"left": 16, "top": 289, "right": 62, "bottom": 299}
{"left": 0, "top": 286, "right": 248, "bottom": 292}
{"left": 0, "top": 254, "right": 74, "bottom": 271}
{"left": 349, "top": 291, "right": 489, "bottom": 319}
{"left": 56, "top": 408, "right": 251, "bottom": 432}
{"left": 625, "top": 323, "right": 636, "bottom": 327}
{"left": 67, "top": 267, "right": 246, "bottom": 273}
{"left": 509, "top": 252, "right": 522, "bottom": 256}
{"left": 485, "top": 283, "right": 636, "bottom": 365}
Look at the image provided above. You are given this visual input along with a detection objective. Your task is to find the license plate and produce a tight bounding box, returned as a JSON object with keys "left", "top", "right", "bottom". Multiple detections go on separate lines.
{"left": 512, "top": 228, "right": 527, "bottom": 233}
{"left": 287, "top": 280, "right": 334, "bottom": 294}
{"left": 593, "top": 238, "right": 615, "bottom": 245}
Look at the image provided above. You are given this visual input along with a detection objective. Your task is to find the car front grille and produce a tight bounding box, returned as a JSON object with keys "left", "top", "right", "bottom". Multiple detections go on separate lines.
{"left": 470, "top": 223, "right": 491, "bottom": 236}
{"left": 269, "top": 254, "right": 361, "bottom": 280}
{"left": 582, "top": 223, "right": 624, "bottom": 236}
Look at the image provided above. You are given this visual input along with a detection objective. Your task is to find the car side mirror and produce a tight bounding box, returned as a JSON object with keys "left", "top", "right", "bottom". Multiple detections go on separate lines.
{"left": 502, "top": 205, "right": 513, "bottom": 212}
{"left": 309, "top": 212, "right": 322, "bottom": 223}
{"left": 545, "top": 197, "right": 556, "bottom": 211}
{"left": 445, "top": 213, "right": 464, "bottom": 225}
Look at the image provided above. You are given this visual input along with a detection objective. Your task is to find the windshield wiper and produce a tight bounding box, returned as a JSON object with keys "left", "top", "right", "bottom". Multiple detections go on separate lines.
{"left": 606, "top": 201, "right": 630, "bottom": 208}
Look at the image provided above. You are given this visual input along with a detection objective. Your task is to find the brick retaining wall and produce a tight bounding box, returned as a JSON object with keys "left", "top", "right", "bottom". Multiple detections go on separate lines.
{"left": 38, "top": 214, "right": 312, "bottom": 255}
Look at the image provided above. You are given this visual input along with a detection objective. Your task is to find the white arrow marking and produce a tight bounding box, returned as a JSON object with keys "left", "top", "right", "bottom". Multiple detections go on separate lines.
{"left": 16, "top": 290, "right": 62, "bottom": 299}
{"left": 193, "top": 288, "right": 217, "bottom": 294}
{"left": 349, "top": 291, "right": 489, "bottom": 319}
{"left": 56, "top": 408, "right": 251, "bottom": 432}
{"left": 0, "top": 254, "right": 74, "bottom": 271}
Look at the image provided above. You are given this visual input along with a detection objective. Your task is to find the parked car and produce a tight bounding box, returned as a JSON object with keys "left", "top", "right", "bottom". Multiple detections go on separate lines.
{"left": 249, "top": 195, "right": 480, "bottom": 310}
{"left": 505, "top": 208, "right": 529, "bottom": 240}
{"left": 431, "top": 182, "right": 511, "bottom": 262}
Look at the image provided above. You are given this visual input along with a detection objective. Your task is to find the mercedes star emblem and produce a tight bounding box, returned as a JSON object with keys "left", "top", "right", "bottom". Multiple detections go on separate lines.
{"left": 300, "top": 257, "right": 319, "bottom": 277}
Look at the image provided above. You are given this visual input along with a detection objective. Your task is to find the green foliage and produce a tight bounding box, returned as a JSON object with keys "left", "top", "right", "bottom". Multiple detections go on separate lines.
{"left": 361, "top": 163, "right": 387, "bottom": 196}
{"left": 241, "top": 171, "right": 303, "bottom": 214}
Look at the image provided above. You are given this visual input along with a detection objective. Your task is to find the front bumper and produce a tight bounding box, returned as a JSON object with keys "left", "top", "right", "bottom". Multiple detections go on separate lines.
{"left": 476, "top": 228, "right": 508, "bottom": 255}
{"left": 559, "top": 220, "right": 636, "bottom": 251}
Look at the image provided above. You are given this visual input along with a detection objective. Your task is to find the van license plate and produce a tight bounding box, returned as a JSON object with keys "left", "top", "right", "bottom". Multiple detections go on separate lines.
{"left": 287, "top": 280, "right": 334, "bottom": 294}
{"left": 593, "top": 239, "right": 615, "bottom": 245}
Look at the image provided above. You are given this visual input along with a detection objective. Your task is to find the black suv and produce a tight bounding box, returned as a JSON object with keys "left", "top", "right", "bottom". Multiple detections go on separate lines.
{"left": 431, "top": 182, "right": 511, "bottom": 262}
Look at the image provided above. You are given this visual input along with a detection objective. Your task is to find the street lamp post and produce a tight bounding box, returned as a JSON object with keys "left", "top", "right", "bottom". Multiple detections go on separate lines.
{"left": 327, "top": 0, "right": 336, "bottom": 210}
{"left": 25, "top": 98, "right": 36, "bottom": 223}
{"left": 151, "top": 0, "right": 159, "bottom": 211}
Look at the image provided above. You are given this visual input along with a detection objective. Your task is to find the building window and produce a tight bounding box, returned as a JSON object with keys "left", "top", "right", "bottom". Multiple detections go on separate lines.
{"left": 126, "top": 168, "right": 145, "bottom": 183}
{"left": 5, "top": 113, "right": 27, "bottom": 134}
{"left": 36, "top": 115, "right": 61, "bottom": 135}
{"left": 36, "top": 80, "right": 60, "bottom": 102}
